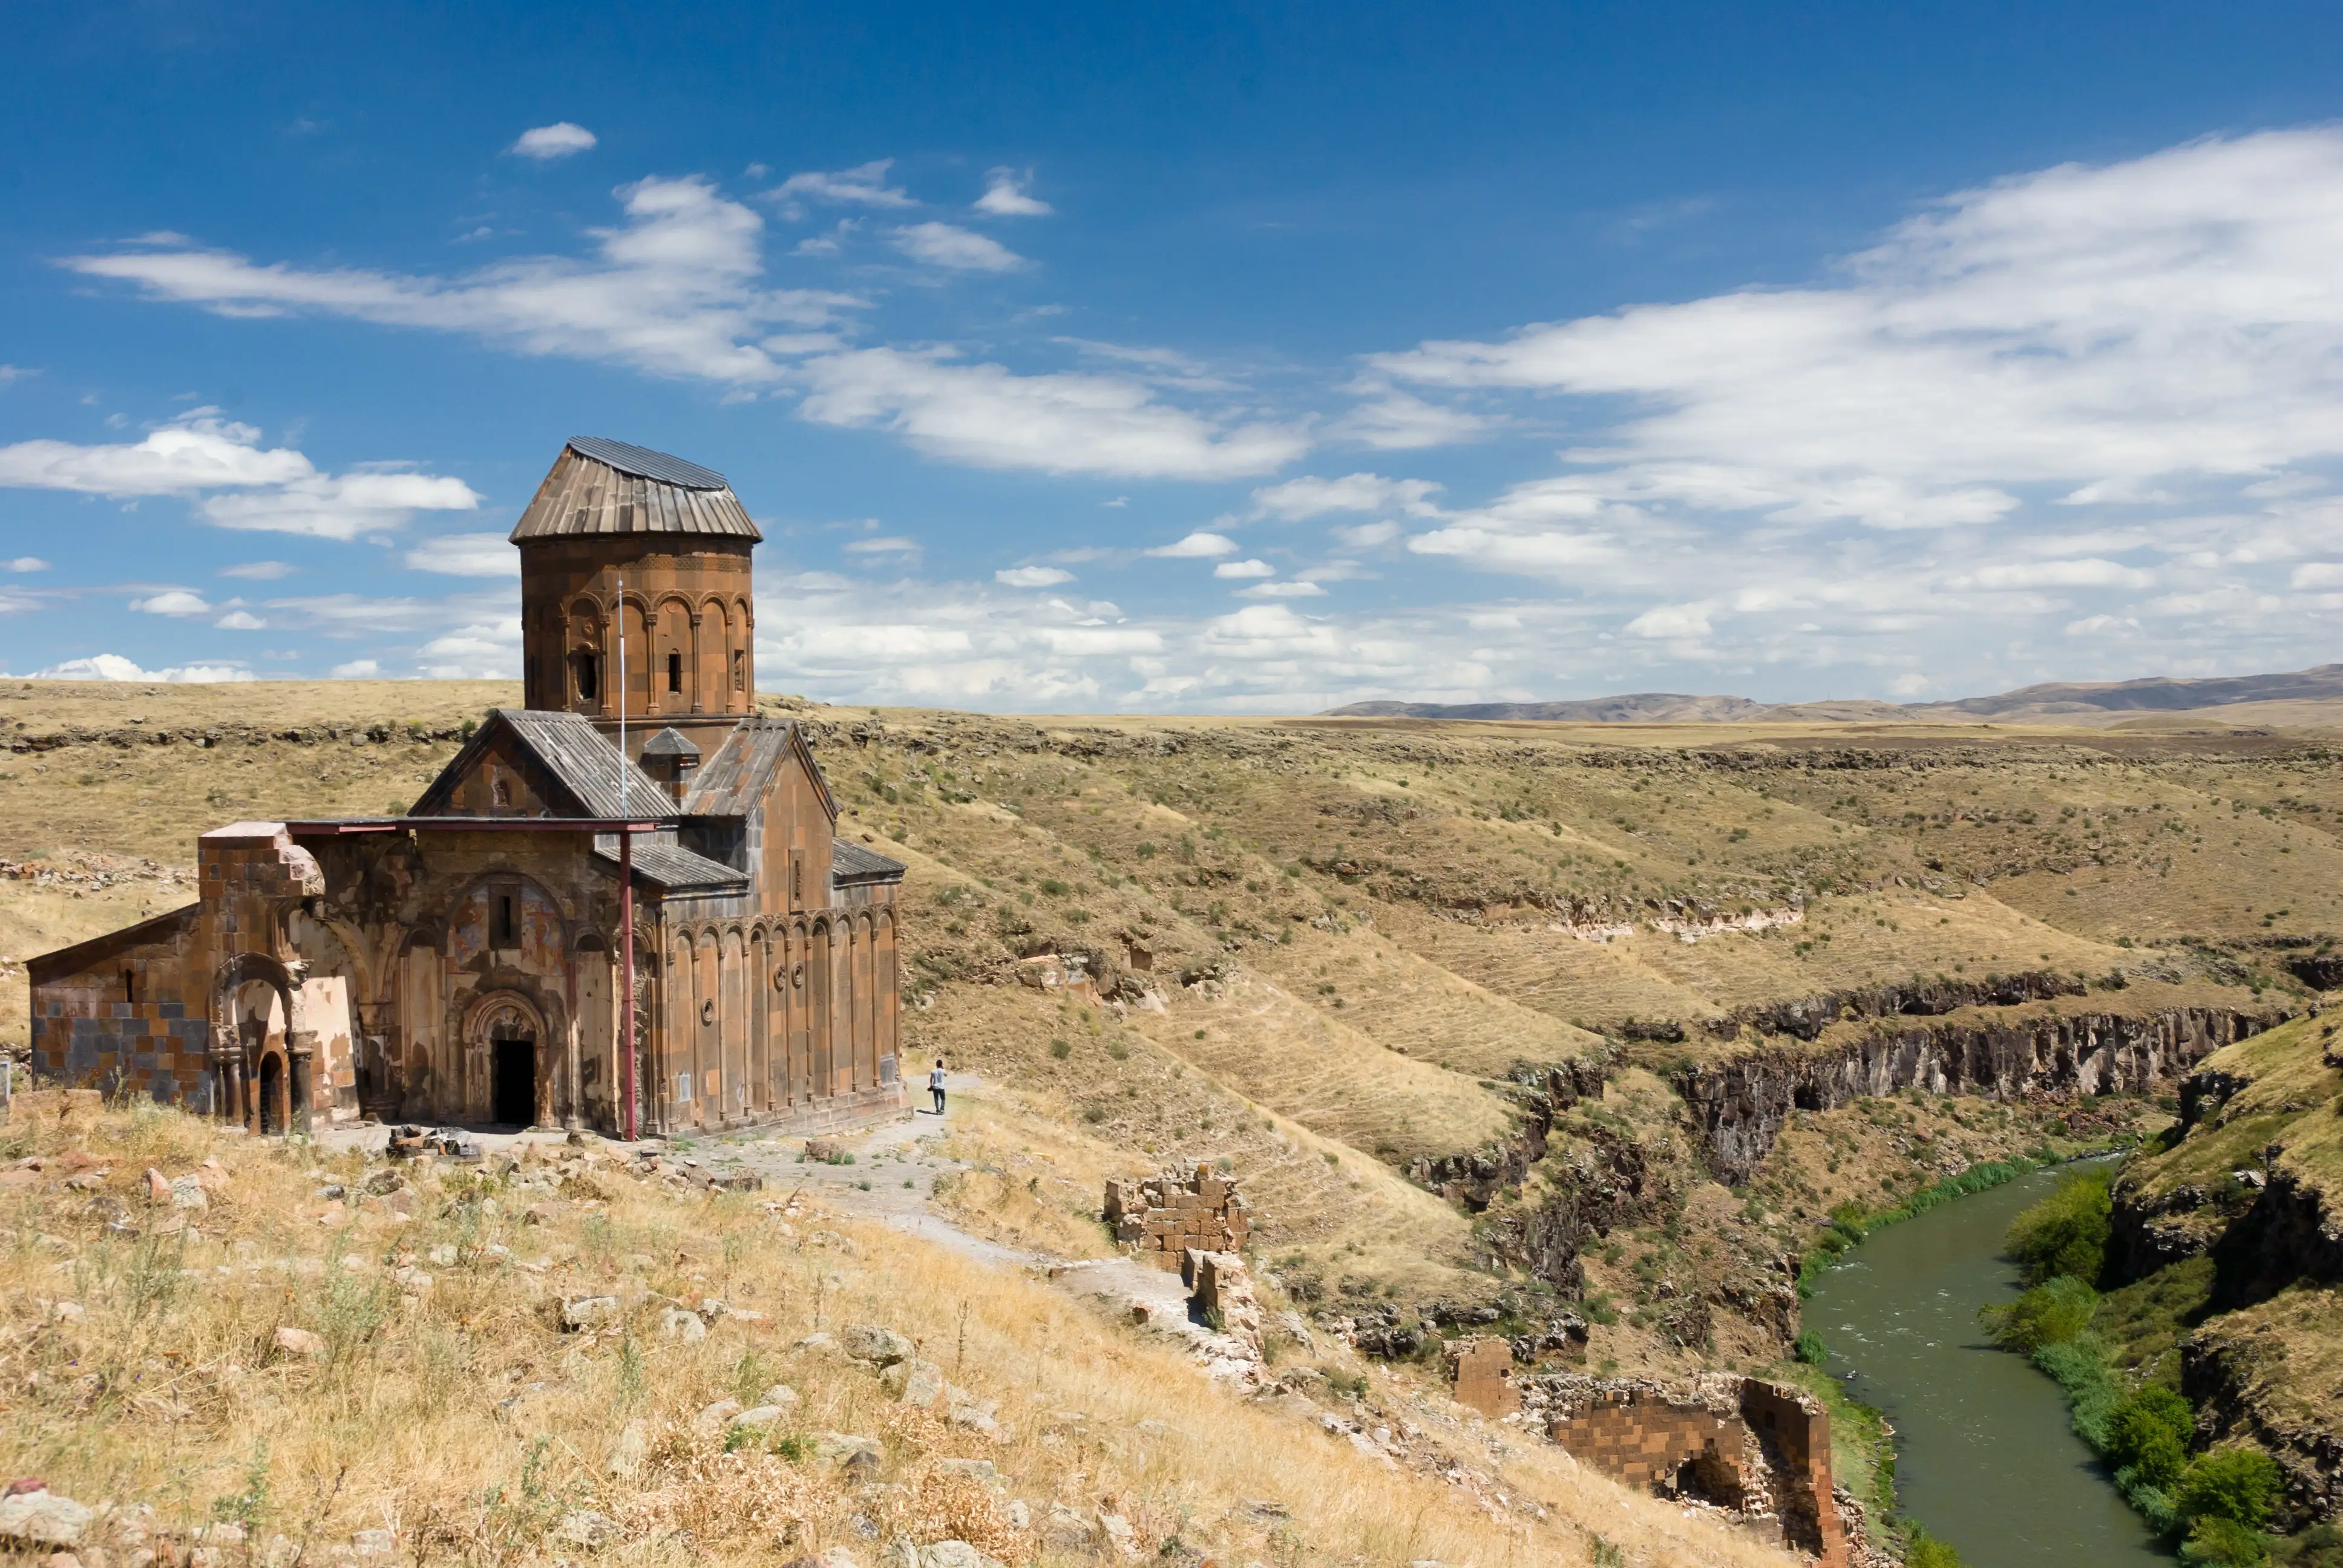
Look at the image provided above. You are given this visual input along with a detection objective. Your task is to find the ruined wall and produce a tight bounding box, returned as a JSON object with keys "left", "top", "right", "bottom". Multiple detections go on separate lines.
{"left": 1678, "top": 1006, "right": 2273, "bottom": 1183}
{"left": 1532, "top": 1375, "right": 1846, "bottom": 1567}
{"left": 1107, "top": 1165, "right": 1251, "bottom": 1270}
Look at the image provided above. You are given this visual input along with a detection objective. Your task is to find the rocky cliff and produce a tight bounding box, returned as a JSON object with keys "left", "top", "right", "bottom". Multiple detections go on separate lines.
{"left": 1678, "top": 1007, "right": 2273, "bottom": 1185}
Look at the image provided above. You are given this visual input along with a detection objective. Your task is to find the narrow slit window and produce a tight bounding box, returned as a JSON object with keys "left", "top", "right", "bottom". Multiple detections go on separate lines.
{"left": 491, "top": 892, "right": 518, "bottom": 947}
{"left": 732, "top": 647, "right": 745, "bottom": 691}
{"left": 575, "top": 652, "right": 598, "bottom": 702}
{"left": 667, "top": 651, "right": 683, "bottom": 693}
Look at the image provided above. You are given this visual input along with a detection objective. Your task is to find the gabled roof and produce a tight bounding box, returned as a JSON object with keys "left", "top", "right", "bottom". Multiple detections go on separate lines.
{"left": 591, "top": 840, "right": 750, "bottom": 892}
{"left": 831, "top": 838, "right": 907, "bottom": 886}
{"left": 510, "top": 438, "right": 761, "bottom": 543}
{"left": 410, "top": 708, "right": 673, "bottom": 820}
{"left": 681, "top": 716, "right": 837, "bottom": 822}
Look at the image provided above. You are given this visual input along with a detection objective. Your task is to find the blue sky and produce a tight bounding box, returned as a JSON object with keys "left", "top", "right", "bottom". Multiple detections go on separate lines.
{"left": 6, "top": 1, "right": 2343, "bottom": 710}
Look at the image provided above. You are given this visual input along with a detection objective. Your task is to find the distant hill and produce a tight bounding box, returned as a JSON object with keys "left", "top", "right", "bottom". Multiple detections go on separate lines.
{"left": 1321, "top": 663, "right": 2343, "bottom": 724}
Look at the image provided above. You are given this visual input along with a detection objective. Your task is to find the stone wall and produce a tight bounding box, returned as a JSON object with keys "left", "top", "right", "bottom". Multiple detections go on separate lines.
{"left": 1529, "top": 1374, "right": 1847, "bottom": 1568}
{"left": 1447, "top": 1336, "right": 1521, "bottom": 1419}
{"left": 1106, "top": 1165, "right": 1250, "bottom": 1270}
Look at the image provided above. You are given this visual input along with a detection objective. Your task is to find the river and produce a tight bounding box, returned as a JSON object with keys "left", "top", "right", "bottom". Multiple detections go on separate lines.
{"left": 1803, "top": 1163, "right": 2171, "bottom": 1566}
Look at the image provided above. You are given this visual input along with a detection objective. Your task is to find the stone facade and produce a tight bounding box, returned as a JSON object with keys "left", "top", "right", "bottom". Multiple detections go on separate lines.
{"left": 1447, "top": 1336, "right": 1522, "bottom": 1418}
{"left": 28, "top": 438, "right": 909, "bottom": 1143}
{"left": 1531, "top": 1374, "right": 1849, "bottom": 1567}
{"left": 1106, "top": 1165, "right": 1251, "bottom": 1270}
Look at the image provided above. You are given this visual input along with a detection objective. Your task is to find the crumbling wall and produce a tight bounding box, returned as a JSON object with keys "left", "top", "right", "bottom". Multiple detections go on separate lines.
{"left": 1446, "top": 1336, "right": 1521, "bottom": 1418}
{"left": 1529, "top": 1374, "right": 1847, "bottom": 1568}
{"left": 1106, "top": 1165, "right": 1250, "bottom": 1270}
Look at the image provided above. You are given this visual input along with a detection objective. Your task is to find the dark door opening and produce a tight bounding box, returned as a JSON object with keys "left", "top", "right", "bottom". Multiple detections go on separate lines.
{"left": 258, "top": 1053, "right": 283, "bottom": 1135}
{"left": 492, "top": 1038, "right": 537, "bottom": 1127}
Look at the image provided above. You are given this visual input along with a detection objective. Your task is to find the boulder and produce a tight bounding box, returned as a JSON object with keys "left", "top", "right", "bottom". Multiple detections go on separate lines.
{"left": 0, "top": 1488, "right": 93, "bottom": 1549}
{"left": 921, "top": 1544, "right": 1003, "bottom": 1568}
{"left": 692, "top": 1398, "right": 744, "bottom": 1436}
{"left": 658, "top": 1308, "right": 707, "bottom": 1343}
{"left": 812, "top": 1433, "right": 882, "bottom": 1474}
{"left": 143, "top": 1169, "right": 171, "bottom": 1203}
{"left": 1040, "top": 1506, "right": 1092, "bottom": 1550}
{"left": 605, "top": 1420, "right": 648, "bottom": 1478}
{"left": 272, "top": 1327, "right": 326, "bottom": 1359}
{"left": 733, "top": 1403, "right": 792, "bottom": 1430}
{"left": 350, "top": 1529, "right": 396, "bottom": 1557}
{"left": 755, "top": 1383, "right": 802, "bottom": 1412}
{"left": 880, "top": 1359, "right": 944, "bottom": 1408}
{"left": 842, "top": 1324, "right": 913, "bottom": 1366}
{"left": 552, "top": 1510, "right": 618, "bottom": 1550}
{"left": 166, "top": 1177, "right": 208, "bottom": 1210}
{"left": 562, "top": 1296, "right": 621, "bottom": 1331}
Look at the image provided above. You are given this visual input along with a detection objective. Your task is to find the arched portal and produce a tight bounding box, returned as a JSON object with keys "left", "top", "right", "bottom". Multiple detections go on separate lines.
{"left": 464, "top": 991, "right": 549, "bottom": 1129}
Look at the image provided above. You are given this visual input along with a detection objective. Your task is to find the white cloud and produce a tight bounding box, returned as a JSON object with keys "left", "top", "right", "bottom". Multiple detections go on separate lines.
{"left": 71, "top": 182, "right": 1302, "bottom": 482}
{"left": 0, "top": 410, "right": 480, "bottom": 540}
{"left": 996, "top": 566, "right": 1075, "bottom": 587}
{"left": 1328, "top": 387, "right": 1493, "bottom": 449}
{"left": 1375, "top": 130, "right": 2343, "bottom": 532}
{"left": 0, "top": 365, "right": 37, "bottom": 385}
{"left": 405, "top": 533, "right": 519, "bottom": 577}
{"left": 67, "top": 178, "right": 860, "bottom": 385}
{"left": 843, "top": 535, "right": 920, "bottom": 558}
{"left": 129, "top": 590, "right": 212, "bottom": 616}
{"left": 4, "top": 557, "right": 47, "bottom": 572}
{"left": 1235, "top": 580, "right": 1327, "bottom": 598}
{"left": 1214, "top": 558, "right": 1276, "bottom": 579}
{"left": 214, "top": 610, "right": 266, "bottom": 630}
{"left": 510, "top": 123, "right": 597, "bottom": 160}
{"left": 1250, "top": 472, "right": 1444, "bottom": 521}
{"left": 219, "top": 560, "right": 295, "bottom": 579}
{"left": 799, "top": 350, "right": 1306, "bottom": 479}
{"left": 2290, "top": 562, "right": 2343, "bottom": 588}
{"left": 768, "top": 160, "right": 915, "bottom": 212}
{"left": 1332, "top": 520, "right": 1400, "bottom": 548}
{"left": 891, "top": 222, "right": 1026, "bottom": 273}
{"left": 1145, "top": 531, "right": 1239, "bottom": 558}
{"left": 974, "top": 168, "right": 1053, "bottom": 217}
{"left": 329, "top": 658, "right": 383, "bottom": 678}
{"left": 29, "top": 653, "right": 254, "bottom": 682}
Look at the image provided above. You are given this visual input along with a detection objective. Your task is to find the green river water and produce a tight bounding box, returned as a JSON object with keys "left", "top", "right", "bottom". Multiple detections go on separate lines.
{"left": 1803, "top": 1163, "right": 2172, "bottom": 1566}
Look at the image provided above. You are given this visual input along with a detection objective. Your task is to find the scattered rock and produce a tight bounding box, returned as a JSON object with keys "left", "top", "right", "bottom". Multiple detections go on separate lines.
{"left": 562, "top": 1296, "right": 621, "bottom": 1331}
{"left": 552, "top": 1510, "right": 618, "bottom": 1550}
{"left": 658, "top": 1307, "right": 707, "bottom": 1343}
{"left": 143, "top": 1169, "right": 170, "bottom": 1203}
{"left": 880, "top": 1359, "right": 944, "bottom": 1408}
{"left": 733, "top": 1403, "right": 793, "bottom": 1430}
{"left": 0, "top": 1488, "right": 93, "bottom": 1548}
{"left": 349, "top": 1529, "right": 396, "bottom": 1558}
{"left": 812, "top": 1433, "right": 882, "bottom": 1474}
{"left": 1040, "top": 1506, "right": 1092, "bottom": 1550}
{"left": 934, "top": 1459, "right": 995, "bottom": 1482}
{"left": 842, "top": 1324, "right": 913, "bottom": 1365}
{"left": 693, "top": 1398, "right": 744, "bottom": 1436}
{"left": 272, "top": 1327, "right": 326, "bottom": 1359}
{"left": 778, "top": 1550, "right": 863, "bottom": 1568}
{"left": 920, "top": 1544, "right": 1003, "bottom": 1568}
{"left": 755, "top": 1383, "right": 802, "bottom": 1412}
{"left": 606, "top": 1420, "right": 648, "bottom": 1478}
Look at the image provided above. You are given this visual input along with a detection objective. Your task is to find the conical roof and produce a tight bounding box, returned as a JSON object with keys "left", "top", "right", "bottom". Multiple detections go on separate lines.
{"left": 509, "top": 437, "right": 762, "bottom": 544}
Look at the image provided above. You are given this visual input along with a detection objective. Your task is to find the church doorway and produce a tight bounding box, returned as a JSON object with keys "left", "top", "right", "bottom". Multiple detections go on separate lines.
{"left": 491, "top": 1037, "right": 537, "bottom": 1128}
{"left": 258, "top": 1054, "right": 284, "bottom": 1135}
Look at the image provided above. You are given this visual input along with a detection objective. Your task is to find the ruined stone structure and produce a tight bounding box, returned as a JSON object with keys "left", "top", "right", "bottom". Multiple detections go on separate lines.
{"left": 28, "top": 437, "right": 908, "bottom": 1142}
{"left": 1533, "top": 1375, "right": 1849, "bottom": 1567}
{"left": 1447, "top": 1336, "right": 1522, "bottom": 1418}
{"left": 1106, "top": 1165, "right": 1251, "bottom": 1270}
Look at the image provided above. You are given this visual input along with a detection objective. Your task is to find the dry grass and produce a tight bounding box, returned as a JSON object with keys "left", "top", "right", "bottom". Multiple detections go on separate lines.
{"left": 0, "top": 1094, "right": 1803, "bottom": 1568}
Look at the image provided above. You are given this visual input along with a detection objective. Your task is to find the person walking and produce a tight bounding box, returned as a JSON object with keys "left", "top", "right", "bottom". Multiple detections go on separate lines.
{"left": 928, "top": 1057, "right": 948, "bottom": 1116}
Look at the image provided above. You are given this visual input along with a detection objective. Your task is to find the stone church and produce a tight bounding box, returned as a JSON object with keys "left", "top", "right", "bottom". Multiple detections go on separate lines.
{"left": 28, "top": 437, "right": 908, "bottom": 1140}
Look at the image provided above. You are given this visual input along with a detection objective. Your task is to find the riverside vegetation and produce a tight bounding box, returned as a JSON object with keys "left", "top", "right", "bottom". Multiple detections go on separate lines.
{"left": 11, "top": 678, "right": 2343, "bottom": 1563}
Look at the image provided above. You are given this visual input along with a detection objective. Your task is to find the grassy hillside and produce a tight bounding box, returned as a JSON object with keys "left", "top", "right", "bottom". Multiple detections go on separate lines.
{"left": 4, "top": 680, "right": 2332, "bottom": 1432}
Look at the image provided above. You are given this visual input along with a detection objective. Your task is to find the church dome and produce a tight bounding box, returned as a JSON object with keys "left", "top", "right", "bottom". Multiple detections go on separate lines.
{"left": 509, "top": 436, "right": 762, "bottom": 544}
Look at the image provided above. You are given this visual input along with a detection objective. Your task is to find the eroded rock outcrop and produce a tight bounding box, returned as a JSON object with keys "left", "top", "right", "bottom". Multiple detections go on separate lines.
{"left": 1678, "top": 1007, "right": 2272, "bottom": 1184}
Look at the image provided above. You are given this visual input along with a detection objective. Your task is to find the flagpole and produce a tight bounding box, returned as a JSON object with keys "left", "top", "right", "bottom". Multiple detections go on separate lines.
{"left": 617, "top": 575, "right": 637, "bottom": 1142}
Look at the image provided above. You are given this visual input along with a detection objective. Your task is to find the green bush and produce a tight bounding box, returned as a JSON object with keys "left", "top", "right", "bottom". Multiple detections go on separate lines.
{"left": 2006, "top": 1167, "right": 2114, "bottom": 1285}
{"left": 1794, "top": 1329, "right": 1829, "bottom": 1367}
{"left": 1904, "top": 1526, "right": 1967, "bottom": 1568}
{"left": 2108, "top": 1385, "right": 2195, "bottom": 1491}
{"left": 1982, "top": 1275, "right": 2099, "bottom": 1352}
{"left": 2183, "top": 1517, "right": 2270, "bottom": 1567}
{"left": 2179, "top": 1448, "right": 2284, "bottom": 1530}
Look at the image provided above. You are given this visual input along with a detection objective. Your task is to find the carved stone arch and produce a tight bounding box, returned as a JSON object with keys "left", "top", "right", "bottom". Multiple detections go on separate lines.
{"left": 462, "top": 987, "right": 559, "bottom": 1129}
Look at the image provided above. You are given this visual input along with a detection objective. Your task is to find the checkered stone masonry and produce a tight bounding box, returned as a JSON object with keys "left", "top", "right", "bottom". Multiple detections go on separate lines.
{"left": 39, "top": 1002, "right": 217, "bottom": 1112}
{"left": 1104, "top": 1165, "right": 1250, "bottom": 1271}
